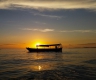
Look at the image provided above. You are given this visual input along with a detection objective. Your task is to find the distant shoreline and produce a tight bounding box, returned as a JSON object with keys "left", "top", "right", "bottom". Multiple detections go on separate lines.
{"left": 70, "top": 47, "right": 96, "bottom": 49}
{"left": 0, "top": 47, "right": 96, "bottom": 49}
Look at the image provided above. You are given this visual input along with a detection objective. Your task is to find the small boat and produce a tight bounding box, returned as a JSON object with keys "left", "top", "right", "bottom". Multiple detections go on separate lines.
{"left": 26, "top": 44, "right": 62, "bottom": 52}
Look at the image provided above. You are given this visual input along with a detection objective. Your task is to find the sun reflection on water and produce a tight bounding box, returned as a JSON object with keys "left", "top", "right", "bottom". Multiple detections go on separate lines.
{"left": 38, "top": 65, "right": 42, "bottom": 71}
{"left": 29, "top": 63, "right": 57, "bottom": 71}
{"left": 29, "top": 65, "right": 43, "bottom": 71}
{"left": 28, "top": 52, "right": 63, "bottom": 71}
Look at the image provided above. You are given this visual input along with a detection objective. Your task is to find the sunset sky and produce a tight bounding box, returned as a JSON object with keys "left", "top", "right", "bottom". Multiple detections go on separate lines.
{"left": 0, "top": 0, "right": 96, "bottom": 48}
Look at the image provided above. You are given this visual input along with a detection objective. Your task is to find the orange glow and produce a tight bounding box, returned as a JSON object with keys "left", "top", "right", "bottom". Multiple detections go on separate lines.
{"left": 33, "top": 42, "right": 41, "bottom": 48}
{"left": 36, "top": 42, "right": 40, "bottom": 45}
{"left": 28, "top": 39, "right": 46, "bottom": 48}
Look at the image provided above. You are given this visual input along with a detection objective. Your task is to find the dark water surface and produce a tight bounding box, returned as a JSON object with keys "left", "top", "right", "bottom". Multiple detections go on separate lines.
{"left": 0, "top": 48, "right": 96, "bottom": 80}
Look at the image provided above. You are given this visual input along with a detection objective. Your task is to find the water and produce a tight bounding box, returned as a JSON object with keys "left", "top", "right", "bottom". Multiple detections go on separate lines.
{"left": 0, "top": 48, "right": 96, "bottom": 80}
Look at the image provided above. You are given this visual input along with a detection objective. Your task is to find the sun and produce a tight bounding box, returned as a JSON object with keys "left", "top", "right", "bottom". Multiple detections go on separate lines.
{"left": 36, "top": 42, "right": 40, "bottom": 46}
{"left": 29, "top": 40, "right": 44, "bottom": 48}
{"left": 36, "top": 42, "right": 42, "bottom": 48}
{"left": 34, "top": 42, "right": 41, "bottom": 48}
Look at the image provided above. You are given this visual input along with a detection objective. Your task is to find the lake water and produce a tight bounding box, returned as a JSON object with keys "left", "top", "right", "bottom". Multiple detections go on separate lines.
{"left": 0, "top": 48, "right": 96, "bottom": 80}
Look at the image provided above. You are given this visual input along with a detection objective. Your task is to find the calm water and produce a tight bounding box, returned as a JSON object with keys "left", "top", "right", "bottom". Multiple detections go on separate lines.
{"left": 0, "top": 48, "right": 96, "bottom": 80}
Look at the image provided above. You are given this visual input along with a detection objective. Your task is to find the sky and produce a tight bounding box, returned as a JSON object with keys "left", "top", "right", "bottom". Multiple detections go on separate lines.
{"left": 0, "top": 0, "right": 96, "bottom": 48}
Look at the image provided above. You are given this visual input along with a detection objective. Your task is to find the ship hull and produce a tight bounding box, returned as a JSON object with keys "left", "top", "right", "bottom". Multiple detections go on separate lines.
{"left": 26, "top": 48, "right": 62, "bottom": 52}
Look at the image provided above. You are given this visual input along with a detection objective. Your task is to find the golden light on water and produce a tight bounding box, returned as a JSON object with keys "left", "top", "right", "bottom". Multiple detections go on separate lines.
{"left": 38, "top": 65, "right": 42, "bottom": 71}
{"left": 29, "top": 62, "right": 58, "bottom": 71}
{"left": 29, "top": 65, "right": 42, "bottom": 71}
{"left": 28, "top": 53, "right": 64, "bottom": 71}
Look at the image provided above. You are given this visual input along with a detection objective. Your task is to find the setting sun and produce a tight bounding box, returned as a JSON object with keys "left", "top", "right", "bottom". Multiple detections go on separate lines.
{"left": 28, "top": 39, "right": 44, "bottom": 48}
{"left": 31, "top": 41, "right": 43, "bottom": 48}
{"left": 36, "top": 43, "right": 40, "bottom": 46}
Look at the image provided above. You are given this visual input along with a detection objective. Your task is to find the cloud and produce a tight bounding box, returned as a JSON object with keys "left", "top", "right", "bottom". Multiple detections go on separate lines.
{"left": 40, "top": 29, "right": 54, "bottom": 32}
{"left": 78, "top": 43, "right": 96, "bottom": 45}
{"left": 31, "top": 11, "right": 63, "bottom": 19}
{"left": 0, "top": 0, "right": 96, "bottom": 11}
{"left": 21, "top": 28, "right": 96, "bottom": 33}
{"left": 3, "top": 43, "right": 16, "bottom": 45}
{"left": 34, "top": 21, "right": 46, "bottom": 25}
{"left": 22, "top": 28, "right": 54, "bottom": 32}
{"left": 32, "top": 12, "right": 63, "bottom": 19}
{"left": 0, "top": 43, "right": 26, "bottom": 46}
{"left": 60, "top": 30, "right": 96, "bottom": 33}
{"left": 0, "top": 44, "right": 16, "bottom": 46}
